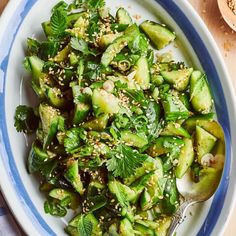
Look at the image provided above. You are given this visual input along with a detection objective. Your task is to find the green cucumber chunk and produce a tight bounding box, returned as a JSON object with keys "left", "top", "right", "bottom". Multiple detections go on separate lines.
{"left": 28, "top": 56, "right": 44, "bottom": 84}
{"left": 64, "top": 159, "right": 84, "bottom": 195}
{"left": 116, "top": 8, "right": 133, "bottom": 25}
{"left": 196, "top": 119, "right": 224, "bottom": 141}
{"left": 175, "top": 138, "right": 194, "bottom": 178}
{"left": 190, "top": 71, "right": 213, "bottom": 114}
{"left": 124, "top": 157, "right": 163, "bottom": 185}
{"left": 92, "top": 89, "right": 120, "bottom": 116}
{"left": 140, "top": 20, "right": 176, "bottom": 50}
{"left": 73, "top": 102, "right": 90, "bottom": 125}
{"left": 120, "top": 131, "right": 148, "bottom": 148}
{"left": 161, "top": 68, "right": 193, "bottom": 91}
{"left": 182, "top": 113, "right": 215, "bottom": 134}
{"left": 81, "top": 114, "right": 109, "bottom": 131}
{"left": 147, "top": 136, "right": 184, "bottom": 157}
{"left": 101, "top": 24, "right": 139, "bottom": 67}
{"left": 160, "top": 122, "right": 190, "bottom": 138}
{"left": 134, "top": 56, "right": 150, "bottom": 90}
{"left": 161, "top": 92, "right": 190, "bottom": 121}
{"left": 39, "top": 103, "right": 64, "bottom": 148}
{"left": 98, "top": 33, "right": 123, "bottom": 48}
{"left": 196, "top": 126, "right": 217, "bottom": 163}
{"left": 120, "top": 218, "right": 135, "bottom": 236}
{"left": 28, "top": 142, "right": 49, "bottom": 173}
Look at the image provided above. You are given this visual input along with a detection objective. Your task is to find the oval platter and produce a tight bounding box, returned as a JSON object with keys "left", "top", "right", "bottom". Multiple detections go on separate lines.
{"left": 0, "top": 0, "right": 236, "bottom": 235}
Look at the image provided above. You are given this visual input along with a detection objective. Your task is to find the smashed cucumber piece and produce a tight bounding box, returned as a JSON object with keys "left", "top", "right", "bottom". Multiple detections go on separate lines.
{"left": 124, "top": 157, "right": 163, "bottom": 185}
{"left": 182, "top": 113, "right": 215, "bottom": 134}
{"left": 140, "top": 20, "right": 176, "bottom": 50}
{"left": 190, "top": 71, "right": 213, "bottom": 114}
{"left": 116, "top": 8, "right": 133, "bottom": 25}
{"left": 101, "top": 24, "right": 139, "bottom": 67}
{"left": 28, "top": 142, "right": 49, "bottom": 173}
{"left": 175, "top": 138, "right": 194, "bottom": 179}
{"left": 39, "top": 103, "right": 64, "bottom": 148}
{"left": 161, "top": 68, "right": 193, "bottom": 91}
{"left": 120, "top": 131, "right": 148, "bottom": 148}
{"left": 147, "top": 137, "right": 184, "bottom": 157}
{"left": 134, "top": 56, "right": 150, "bottom": 90}
{"left": 120, "top": 218, "right": 135, "bottom": 236}
{"left": 160, "top": 122, "right": 190, "bottom": 138}
{"left": 98, "top": 32, "right": 123, "bottom": 48}
{"left": 81, "top": 114, "right": 109, "bottom": 131}
{"left": 64, "top": 159, "right": 84, "bottom": 195}
{"left": 196, "top": 119, "right": 225, "bottom": 141}
{"left": 92, "top": 89, "right": 120, "bottom": 116}
{"left": 196, "top": 126, "right": 217, "bottom": 163}
{"left": 161, "top": 92, "right": 190, "bottom": 121}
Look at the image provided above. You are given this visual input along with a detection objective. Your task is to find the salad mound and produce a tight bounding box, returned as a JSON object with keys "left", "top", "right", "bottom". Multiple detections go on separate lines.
{"left": 14, "top": 0, "right": 225, "bottom": 235}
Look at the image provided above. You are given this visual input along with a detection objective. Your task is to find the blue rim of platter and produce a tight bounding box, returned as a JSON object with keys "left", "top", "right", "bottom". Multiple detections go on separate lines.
{"left": 0, "top": 0, "right": 231, "bottom": 235}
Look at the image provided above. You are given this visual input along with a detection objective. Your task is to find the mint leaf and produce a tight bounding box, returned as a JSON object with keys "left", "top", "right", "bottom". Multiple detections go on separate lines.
{"left": 70, "top": 38, "right": 96, "bottom": 56}
{"left": 106, "top": 145, "right": 148, "bottom": 178}
{"left": 77, "top": 215, "right": 93, "bottom": 236}
{"left": 50, "top": 9, "right": 67, "bottom": 37}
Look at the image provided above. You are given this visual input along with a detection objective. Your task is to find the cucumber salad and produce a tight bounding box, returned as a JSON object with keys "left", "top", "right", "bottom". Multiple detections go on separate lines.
{"left": 14, "top": 0, "right": 225, "bottom": 235}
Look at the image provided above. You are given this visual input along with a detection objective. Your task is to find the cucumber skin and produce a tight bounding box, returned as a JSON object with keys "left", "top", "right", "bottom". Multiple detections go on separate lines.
{"left": 134, "top": 56, "right": 150, "bottom": 90}
{"left": 196, "top": 126, "right": 217, "bottom": 163}
{"left": 101, "top": 24, "right": 139, "bottom": 67}
{"left": 140, "top": 20, "right": 176, "bottom": 50}
{"left": 190, "top": 71, "right": 213, "bottom": 114}
{"left": 116, "top": 8, "right": 133, "bottom": 25}
{"left": 175, "top": 138, "right": 194, "bottom": 179}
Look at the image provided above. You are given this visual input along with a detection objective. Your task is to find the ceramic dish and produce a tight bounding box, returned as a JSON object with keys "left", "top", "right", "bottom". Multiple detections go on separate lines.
{"left": 0, "top": 0, "right": 236, "bottom": 235}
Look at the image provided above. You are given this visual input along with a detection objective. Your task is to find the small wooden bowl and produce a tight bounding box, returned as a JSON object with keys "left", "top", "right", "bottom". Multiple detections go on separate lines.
{"left": 218, "top": 0, "right": 236, "bottom": 31}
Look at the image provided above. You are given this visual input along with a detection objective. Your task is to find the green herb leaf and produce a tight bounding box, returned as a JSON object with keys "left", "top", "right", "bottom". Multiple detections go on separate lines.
{"left": 77, "top": 215, "right": 93, "bottom": 236}
{"left": 44, "top": 199, "right": 67, "bottom": 217}
{"left": 86, "top": 0, "right": 105, "bottom": 9}
{"left": 23, "top": 57, "right": 32, "bottom": 72}
{"left": 125, "top": 89, "right": 149, "bottom": 107}
{"left": 146, "top": 101, "right": 161, "bottom": 140}
{"left": 64, "top": 128, "right": 86, "bottom": 154}
{"left": 27, "top": 38, "right": 41, "bottom": 55}
{"left": 70, "top": 38, "right": 97, "bottom": 56}
{"left": 50, "top": 9, "right": 67, "bottom": 37}
{"left": 14, "top": 105, "right": 39, "bottom": 134}
{"left": 106, "top": 144, "right": 148, "bottom": 178}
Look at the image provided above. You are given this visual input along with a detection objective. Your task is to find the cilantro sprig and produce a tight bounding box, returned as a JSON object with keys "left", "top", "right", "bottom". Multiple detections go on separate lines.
{"left": 106, "top": 144, "right": 148, "bottom": 178}
{"left": 14, "top": 105, "right": 39, "bottom": 134}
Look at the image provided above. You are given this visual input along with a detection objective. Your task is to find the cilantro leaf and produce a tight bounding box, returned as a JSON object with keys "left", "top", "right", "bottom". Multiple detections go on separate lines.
{"left": 14, "top": 105, "right": 39, "bottom": 134}
{"left": 77, "top": 215, "right": 93, "bottom": 236}
{"left": 70, "top": 38, "right": 97, "bottom": 56}
{"left": 106, "top": 145, "right": 148, "bottom": 178}
{"left": 50, "top": 9, "right": 67, "bottom": 37}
